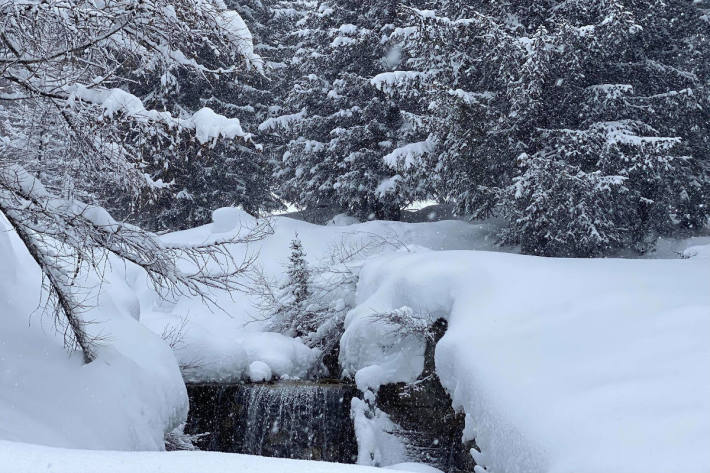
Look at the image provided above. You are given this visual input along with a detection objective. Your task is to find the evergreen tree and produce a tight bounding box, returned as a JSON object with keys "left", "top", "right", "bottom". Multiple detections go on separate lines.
{"left": 109, "top": 0, "right": 283, "bottom": 231}
{"left": 286, "top": 234, "right": 311, "bottom": 319}
{"left": 383, "top": 0, "right": 710, "bottom": 255}
{"left": 265, "top": 0, "right": 421, "bottom": 221}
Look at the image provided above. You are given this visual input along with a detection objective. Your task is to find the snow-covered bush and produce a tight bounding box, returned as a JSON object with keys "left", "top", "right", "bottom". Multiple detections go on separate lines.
{"left": 255, "top": 231, "right": 406, "bottom": 376}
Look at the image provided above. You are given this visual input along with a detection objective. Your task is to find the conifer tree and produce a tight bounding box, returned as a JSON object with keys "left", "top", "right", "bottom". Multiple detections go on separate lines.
{"left": 109, "top": 0, "right": 283, "bottom": 231}
{"left": 382, "top": 0, "right": 710, "bottom": 255}
{"left": 265, "top": 0, "right": 420, "bottom": 221}
{"left": 287, "top": 234, "right": 311, "bottom": 317}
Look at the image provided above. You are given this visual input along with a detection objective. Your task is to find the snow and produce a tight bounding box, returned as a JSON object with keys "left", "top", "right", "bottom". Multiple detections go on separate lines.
{"left": 387, "top": 463, "right": 444, "bottom": 473}
{"left": 683, "top": 242, "right": 710, "bottom": 258}
{"left": 382, "top": 139, "right": 436, "bottom": 169}
{"left": 139, "top": 208, "right": 500, "bottom": 384}
{"left": 341, "top": 250, "right": 710, "bottom": 473}
{"left": 215, "top": 9, "right": 264, "bottom": 72}
{"left": 4, "top": 201, "right": 707, "bottom": 471}
{"left": 211, "top": 206, "right": 249, "bottom": 233}
{"left": 371, "top": 71, "right": 424, "bottom": 95}
{"left": 327, "top": 213, "right": 361, "bottom": 226}
{"left": 258, "top": 109, "right": 307, "bottom": 132}
{"left": 0, "top": 214, "right": 187, "bottom": 450}
{"left": 248, "top": 361, "right": 273, "bottom": 383}
{"left": 351, "top": 398, "right": 407, "bottom": 466}
{"left": 0, "top": 440, "right": 401, "bottom": 473}
{"left": 190, "top": 107, "right": 249, "bottom": 145}
{"left": 67, "top": 87, "right": 250, "bottom": 145}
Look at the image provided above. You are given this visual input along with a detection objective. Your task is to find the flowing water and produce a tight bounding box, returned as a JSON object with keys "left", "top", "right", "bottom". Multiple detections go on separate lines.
{"left": 186, "top": 381, "right": 358, "bottom": 463}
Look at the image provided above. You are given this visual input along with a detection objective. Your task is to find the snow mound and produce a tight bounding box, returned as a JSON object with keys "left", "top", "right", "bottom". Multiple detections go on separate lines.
{"left": 247, "top": 361, "right": 272, "bottom": 382}
{"left": 327, "top": 213, "right": 361, "bottom": 226}
{"left": 210, "top": 206, "right": 253, "bottom": 233}
{"left": 140, "top": 212, "right": 502, "bottom": 383}
{"left": 142, "top": 310, "right": 319, "bottom": 383}
{"left": 351, "top": 398, "right": 407, "bottom": 466}
{"left": 341, "top": 250, "right": 710, "bottom": 473}
{"left": 683, "top": 242, "right": 710, "bottom": 259}
{"left": 0, "top": 215, "right": 186, "bottom": 450}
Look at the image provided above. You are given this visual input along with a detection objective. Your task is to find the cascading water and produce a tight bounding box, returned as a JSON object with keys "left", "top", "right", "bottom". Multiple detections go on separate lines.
{"left": 186, "top": 382, "right": 358, "bottom": 463}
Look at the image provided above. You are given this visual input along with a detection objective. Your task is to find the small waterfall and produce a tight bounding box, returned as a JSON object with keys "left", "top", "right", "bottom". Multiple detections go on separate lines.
{"left": 186, "top": 382, "right": 358, "bottom": 463}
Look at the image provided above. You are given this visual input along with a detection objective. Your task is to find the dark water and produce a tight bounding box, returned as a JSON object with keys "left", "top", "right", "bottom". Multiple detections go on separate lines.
{"left": 186, "top": 382, "right": 358, "bottom": 463}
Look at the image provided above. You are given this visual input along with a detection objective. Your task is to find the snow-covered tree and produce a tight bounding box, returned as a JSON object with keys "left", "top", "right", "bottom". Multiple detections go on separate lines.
{"left": 382, "top": 0, "right": 710, "bottom": 255}
{"left": 264, "top": 0, "right": 421, "bottom": 221}
{"left": 268, "top": 234, "right": 317, "bottom": 338}
{"left": 104, "top": 0, "right": 284, "bottom": 231}
{"left": 0, "top": 0, "right": 270, "bottom": 361}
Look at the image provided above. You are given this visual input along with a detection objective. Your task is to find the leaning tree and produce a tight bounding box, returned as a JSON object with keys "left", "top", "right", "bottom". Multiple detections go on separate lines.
{"left": 0, "top": 0, "right": 270, "bottom": 362}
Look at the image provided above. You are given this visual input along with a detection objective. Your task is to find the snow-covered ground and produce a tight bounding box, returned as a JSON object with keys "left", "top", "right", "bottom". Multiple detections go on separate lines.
{"left": 0, "top": 215, "right": 186, "bottom": 451}
{"left": 2, "top": 207, "right": 709, "bottom": 472}
{"left": 138, "top": 208, "right": 501, "bottom": 382}
{"left": 341, "top": 248, "right": 710, "bottom": 473}
{"left": 0, "top": 440, "right": 437, "bottom": 473}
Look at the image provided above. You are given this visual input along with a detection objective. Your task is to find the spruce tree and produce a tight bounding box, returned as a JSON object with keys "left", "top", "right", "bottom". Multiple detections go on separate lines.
{"left": 287, "top": 234, "right": 311, "bottom": 317}
{"left": 383, "top": 0, "right": 710, "bottom": 255}
{"left": 108, "top": 0, "right": 282, "bottom": 231}
{"left": 265, "top": 0, "right": 420, "bottom": 221}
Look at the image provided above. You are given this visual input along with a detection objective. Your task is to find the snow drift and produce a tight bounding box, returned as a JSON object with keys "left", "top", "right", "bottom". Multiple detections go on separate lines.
{"left": 341, "top": 249, "right": 710, "bottom": 473}
{"left": 138, "top": 208, "right": 500, "bottom": 383}
{"left": 0, "top": 215, "right": 187, "bottom": 450}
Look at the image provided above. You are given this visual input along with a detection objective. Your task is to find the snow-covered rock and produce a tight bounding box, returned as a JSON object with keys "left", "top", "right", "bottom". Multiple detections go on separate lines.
{"left": 247, "top": 361, "right": 272, "bottom": 382}
{"left": 341, "top": 250, "right": 710, "bottom": 473}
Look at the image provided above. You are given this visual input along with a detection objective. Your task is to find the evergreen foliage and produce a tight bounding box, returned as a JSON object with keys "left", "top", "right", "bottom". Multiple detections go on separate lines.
{"left": 380, "top": 0, "right": 710, "bottom": 255}
{"left": 264, "top": 0, "right": 422, "bottom": 220}
{"left": 110, "top": 0, "right": 282, "bottom": 231}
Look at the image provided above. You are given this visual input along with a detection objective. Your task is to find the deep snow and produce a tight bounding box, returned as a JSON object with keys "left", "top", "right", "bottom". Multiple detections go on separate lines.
{"left": 2, "top": 205, "right": 709, "bottom": 473}
{"left": 138, "top": 208, "right": 501, "bottom": 383}
{"left": 341, "top": 248, "right": 710, "bottom": 473}
{"left": 0, "top": 215, "right": 187, "bottom": 450}
{"left": 0, "top": 441, "right": 441, "bottom": 473}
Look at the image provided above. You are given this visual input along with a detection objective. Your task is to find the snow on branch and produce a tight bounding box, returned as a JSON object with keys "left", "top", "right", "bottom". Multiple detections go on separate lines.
{"left": 383, "top": 138, "right": 437, "bottom": 170}
{"left": 0, "top": 164, "right": 271, "bottom": 361}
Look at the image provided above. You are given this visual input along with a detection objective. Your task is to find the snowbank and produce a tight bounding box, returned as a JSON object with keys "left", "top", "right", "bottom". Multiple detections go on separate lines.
{"left": 0, "top": 216, "right": 187, "bottom": 450}
{"left": 139, "top": 208, "right": 501, "bottom": 382}
{"left": 341, "top": 250, "right": 710, "bottom": 473}
{"left": 0, "top": 440, "right": 401, "bottom": 473}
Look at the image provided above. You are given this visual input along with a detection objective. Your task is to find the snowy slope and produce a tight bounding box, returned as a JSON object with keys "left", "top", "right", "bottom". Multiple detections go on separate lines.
{"left": 0, "top": 441, "right": 438, "bottom": 473}
{"left": 138, "top": 208, "right": 501, "bottom": 382}
{"left": 0, "top": 216, "right": 187, "bottom": 450}
{"left": 341, "top": 249, "right": 710, "bottom": 473}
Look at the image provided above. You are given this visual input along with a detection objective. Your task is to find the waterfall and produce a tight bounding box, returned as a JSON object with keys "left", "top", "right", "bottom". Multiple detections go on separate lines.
{"left": 186, "top": 382, "right": 358, "bottom": 463}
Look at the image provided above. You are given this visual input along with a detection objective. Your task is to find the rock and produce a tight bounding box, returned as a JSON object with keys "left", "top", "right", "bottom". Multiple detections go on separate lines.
{"left": 185, "top": 381, "right": 358, "bottom": 463}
